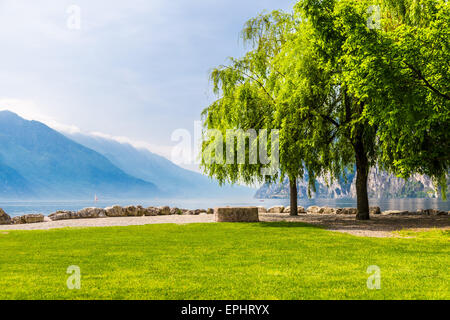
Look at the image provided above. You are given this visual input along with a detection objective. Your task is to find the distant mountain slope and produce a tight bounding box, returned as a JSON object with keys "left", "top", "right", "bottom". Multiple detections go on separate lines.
{"left": 0, "top": 111, "right": 159, "bottom": 199}
{"left": 66, "top": 132, "right": 254, "bottom": 198}
{"left": 0, "top": 159, "right": 34, "bottom": 198}
{"left": 255, "top": 167, "right": 446, "bottom": 199}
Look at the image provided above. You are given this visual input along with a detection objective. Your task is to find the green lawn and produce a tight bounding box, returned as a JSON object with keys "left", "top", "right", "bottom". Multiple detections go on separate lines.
{"left": 0, "top": 222, "right": 448, "bottom": 300}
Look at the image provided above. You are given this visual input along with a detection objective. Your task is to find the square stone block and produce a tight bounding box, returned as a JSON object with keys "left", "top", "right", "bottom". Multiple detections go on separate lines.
{"left": 214, "top": 207, "right": 259, "bottom": 222}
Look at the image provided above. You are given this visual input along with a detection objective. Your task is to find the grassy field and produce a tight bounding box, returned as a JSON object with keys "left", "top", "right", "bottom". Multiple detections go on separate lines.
{"left": 0, "top": 222, "right": 448, "bottom": 300}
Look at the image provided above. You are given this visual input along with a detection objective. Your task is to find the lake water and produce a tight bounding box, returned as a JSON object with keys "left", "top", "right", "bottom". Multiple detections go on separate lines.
{"left": 0, "top": 198, "right": 449, "bottom": 217}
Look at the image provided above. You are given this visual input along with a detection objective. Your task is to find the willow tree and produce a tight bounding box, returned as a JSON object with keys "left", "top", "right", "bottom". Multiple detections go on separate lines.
{"left": 202, "top": 0, "right": 449, "bottom": 220}
{"left": 281, "top": 0, "right": 449, "bottom": 219}
{"left": 200, "top": 12, "right": 307, "bottom": 216}
{"left": 338, "top": 0, "right": 450, "bottom": 193}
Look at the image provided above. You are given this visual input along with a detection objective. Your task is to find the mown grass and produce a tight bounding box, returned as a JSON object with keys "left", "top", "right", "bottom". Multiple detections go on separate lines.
{"left": 0, "top": 222, "right": 448, "bottom": 300}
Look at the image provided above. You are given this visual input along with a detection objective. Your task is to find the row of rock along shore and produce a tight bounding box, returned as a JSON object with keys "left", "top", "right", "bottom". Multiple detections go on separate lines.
{"left": 0, "top": 205, "right": 215, "bottom": 225}
{"left": 0, "top": 205, "right": 448, "bottom": 226}
{"left": 261, "top": 205, "right": 449, "bottom": 216}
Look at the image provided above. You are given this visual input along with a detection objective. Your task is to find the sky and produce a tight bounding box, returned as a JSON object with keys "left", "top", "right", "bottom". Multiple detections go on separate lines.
{"left": 0, "top": 0, "right": 295, "bottom": 170}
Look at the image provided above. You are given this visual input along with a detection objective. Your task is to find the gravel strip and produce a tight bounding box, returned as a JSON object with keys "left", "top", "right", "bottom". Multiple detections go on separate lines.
{"left": 1, "top": 213, "right": 448, "bottom": 238}
{"left": 0, "top": 215, "right": 215, "bottom": 230}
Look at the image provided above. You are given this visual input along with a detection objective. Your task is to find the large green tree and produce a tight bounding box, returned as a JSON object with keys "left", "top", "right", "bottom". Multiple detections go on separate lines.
{"left": 201, "top": 0, "right": 449, "bottom": 220}
{"left": 201, "top": 11, "right": 306, "bottom": 216}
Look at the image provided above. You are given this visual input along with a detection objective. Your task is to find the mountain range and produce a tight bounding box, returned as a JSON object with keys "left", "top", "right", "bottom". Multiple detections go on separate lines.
{"left": 0, "top": 110, "right": 252, "bottom": 200}
{"left": 65, "top": 132, "right": 252, "bottom": 198}
{"left": 255, "top": 167, "right": 447, "bottom": 199}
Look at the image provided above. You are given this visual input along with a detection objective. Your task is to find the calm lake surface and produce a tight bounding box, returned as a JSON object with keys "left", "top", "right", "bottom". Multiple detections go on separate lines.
{"left": 0, "top": 198, "right": 449, "bottom": 217}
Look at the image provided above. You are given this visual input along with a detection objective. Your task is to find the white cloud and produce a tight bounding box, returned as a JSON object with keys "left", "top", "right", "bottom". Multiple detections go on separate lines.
{"left": 0, "top": 98, "right": 81, "bottom": 134}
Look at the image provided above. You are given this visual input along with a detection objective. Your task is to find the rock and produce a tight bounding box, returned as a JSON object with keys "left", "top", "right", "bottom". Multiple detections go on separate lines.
{"left": 284, "top": 206, "right": 307, "bottom": 214}
{"left": 427, "top": 209, "right": 447, "bottom": 216}
{"left": 187, "top": 209, "right": 206, "bottom": 215}
{"left": 321, "top": 207, "right": 336, "bottom": 214}
{"left": 158, "top": 206, "right": 171, "bottom": 215}
{"left": 12, "top": 214, "right": 45, "bottom": 224}
{"left": 268, "top": 206, "right": 285, "bottom": 213}
{"left": 48, "top": 210, "right": 77, "bottom": 221}
{"left": 306, "top": 206, "right": 323, "bottom": 214}
{"left": 78, "top": 207, "right": 106, "bottom": 219}
{"left": 370, "top": 206, "right": 381, "bottom": 215}
{"left": 105, "top": 206, "right": 126, "bottom": 217}
{"left": 11, "top": 216, "right": 22, "bottom": 224}
{"left": 340, "top": 208, "right": 357, "bottom": 215}
{"left": 382, "top": 210, "right": 410, "bottom": 216}
{"left": 0, "top": 208, "right": 11, "bottom": 225}
{"left": 207, "top": 208, "right": 214, "bottom": 214}
{"left": 170, "top": 207, "right": 183, "bottom": 215}
{"left": 22, "top": 214, "right": 45, "bottom": 224}
{"left": 144, "top": 207, "right": 159, "bottom": 216}
{"left": 215, "top": 207, "right": 259, "bottom": 222}
{"left": 257, "top": 206, "right": 267, "bottom": 214}
{"left": 123, "top": 206, "right": 145, "bottom": 217}
{"left": 136, "top": 206, "right": 147, "bottom": 216}
{"left": 180, "top": 209, "right": 191, "bottom": 215}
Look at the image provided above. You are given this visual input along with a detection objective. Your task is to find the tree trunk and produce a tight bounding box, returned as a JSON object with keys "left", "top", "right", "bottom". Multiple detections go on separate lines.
{"left": 354, "top": 138, "right": 370, "bottom": 220}
{"left": 289, "top": 177, "right": 298, "bottom": 216}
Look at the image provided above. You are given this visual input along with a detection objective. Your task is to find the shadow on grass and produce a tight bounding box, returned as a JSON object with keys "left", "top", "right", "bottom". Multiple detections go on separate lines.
{"left": 257, "top": 221, "right": 324, "bottom": 229}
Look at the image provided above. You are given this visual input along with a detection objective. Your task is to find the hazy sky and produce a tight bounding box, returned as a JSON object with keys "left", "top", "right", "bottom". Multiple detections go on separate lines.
{"left": 0, "top": 0, "right": 295, "bottom": 164}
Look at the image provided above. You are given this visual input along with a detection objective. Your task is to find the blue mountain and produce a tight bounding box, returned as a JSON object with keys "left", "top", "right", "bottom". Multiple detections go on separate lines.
{"left": 66, "top": 132, "right": 254, "bottom": 198}
{"left": 0, "top": 111, "right": 159, "bottom": 199}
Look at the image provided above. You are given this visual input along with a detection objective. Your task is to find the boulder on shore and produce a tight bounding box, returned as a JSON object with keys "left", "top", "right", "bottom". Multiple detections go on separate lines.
{"left": 257, "top": 206, "right": 267, "bottom": 214}
{"left": 340, "top": 208, "right": 358, "bottom": 215}
{"left": 158, "top": 206, "right": 171, "bottom": 215}
{"left": 186, "top": 209, "right": 207, "bottom": 215}
{"left": 0, "top": 208, "right": 12, "bottom": 225}
{"left": 268, "top": 206, "right": 285, "bottom": 213}
{"left": 0, "top": 208, "right": 11, "bottom": 224}
{"left": 321, "top": 207, "right": 336, "bottom": 214}
{"left": 170, "top": 207, "right": 183, "bottom": 215}
{"left": 145, "top": 207, "right": 159, "bottom": 216}
{"left": 382, "top": 210, "right": 410, "bottom": 216}
{"left": 78, "top": 207, "right": 106, "bottom": 219}
{"left": 105, "top": 206, "right": 126, "bottom": 217}
{"left": 306, "top": 206, "right": 323, "bottom": 214}
{"left": 417, "top": 209, "right": 448, "bottom": 216}
{"left": 284, "top": 206, "right": 307, "bottom": 214}
{"left": 124, "top": 205, "right": 145, "bottom": 217}
{"left": 48, "top": 210, "right": 77, "bottom": 221}
{"left": 12, "top": 214, "right": 45, "bottom": 224}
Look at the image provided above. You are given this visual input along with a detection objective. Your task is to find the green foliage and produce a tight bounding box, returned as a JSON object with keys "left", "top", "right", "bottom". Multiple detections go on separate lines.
{"left": 0, "top": 224, "right": 448, "bottom": 299}
{"left": 201, "top": 0, "right": 449, "bottom": 199}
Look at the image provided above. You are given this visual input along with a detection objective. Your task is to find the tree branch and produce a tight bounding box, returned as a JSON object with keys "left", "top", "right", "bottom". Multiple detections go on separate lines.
{"left": 405, "top": 62, "right": 450, "bottom": 101}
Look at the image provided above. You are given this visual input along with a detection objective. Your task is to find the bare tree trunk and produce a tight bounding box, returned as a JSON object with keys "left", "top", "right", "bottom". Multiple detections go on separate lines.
{"left": 355, "top": 138, "right": 370, "bottom": 220}
{"left": 289, "top": 177, "right": 298, "bottom": 216}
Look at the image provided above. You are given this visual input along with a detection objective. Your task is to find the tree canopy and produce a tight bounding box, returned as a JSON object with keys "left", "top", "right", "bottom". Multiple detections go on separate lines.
{"left": 201, "top": 0, "right": 449, "bottom": 220}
